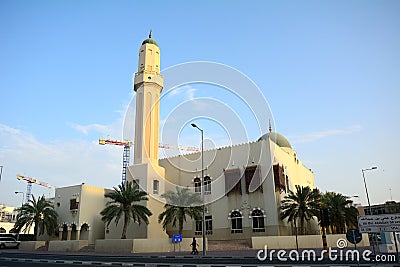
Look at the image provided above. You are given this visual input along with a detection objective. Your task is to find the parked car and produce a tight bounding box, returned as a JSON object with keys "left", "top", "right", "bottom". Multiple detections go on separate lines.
{"left": 0, "top": 237, "right": 20, "bottom": 249}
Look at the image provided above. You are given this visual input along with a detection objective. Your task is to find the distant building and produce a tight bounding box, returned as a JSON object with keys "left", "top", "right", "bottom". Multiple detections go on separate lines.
{"left": 357, "top": 201, "right": 400, "bottom": 254}
{"left": 360, "top": 201, "right": 400, "bottom": 216}
{"left": 0, "top": 204, "right": 23, "bottom": 234}
{"left": 0, "top": 204, "right": 15, "bottom": 223}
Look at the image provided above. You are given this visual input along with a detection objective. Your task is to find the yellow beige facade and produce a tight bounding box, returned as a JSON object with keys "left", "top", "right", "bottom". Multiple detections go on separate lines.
{"left": 54, "top": 184, "right": 108, "bottom": 244}
{"left": 106, "top": 33, "right": 317, "bottom": 242}
{"left": 50, "top": 33, "right": 318, "bottom": 251}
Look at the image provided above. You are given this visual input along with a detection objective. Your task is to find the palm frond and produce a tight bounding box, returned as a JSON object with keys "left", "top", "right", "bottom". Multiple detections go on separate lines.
{"left": 158, "top": 186, "right": 203, "bottom": 235}
{"left": 100, "top": 181, "right": 151, "bottom": 238}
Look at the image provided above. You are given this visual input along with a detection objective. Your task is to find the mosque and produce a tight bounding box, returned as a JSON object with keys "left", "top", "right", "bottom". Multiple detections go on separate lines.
{"left": 105, "top": 33, "right": 317, "bottom": 242}
{"left": 54, "top": 33, "right": 318, "bottom": 249}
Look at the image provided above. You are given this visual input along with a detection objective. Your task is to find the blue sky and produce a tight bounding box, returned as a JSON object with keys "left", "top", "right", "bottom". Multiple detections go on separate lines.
{"left": 0, "top": 0, "right": 399, "bottom": 207}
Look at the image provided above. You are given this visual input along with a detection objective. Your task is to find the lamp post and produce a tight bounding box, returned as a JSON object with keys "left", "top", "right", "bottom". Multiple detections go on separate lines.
{"left": 362, "top": 167, "right": 377, "bottom": 209}
{"left": 362, "top": 166, "right": 377, "bottom": 254}
{"left": 191, "top": 123, "right": 206, "bottom": 256}
{"left": 14, "top": 191, "right": 24, "bottom": 206}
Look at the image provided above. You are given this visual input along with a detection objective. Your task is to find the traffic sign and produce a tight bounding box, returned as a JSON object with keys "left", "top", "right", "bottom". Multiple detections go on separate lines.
{"left": 172, "top": 234, "right": 182, "bottom": 243}
{"left": 358, "top": 214, "right": 400, "bottom": 233}
{"left": 346, "top": 229, "right": 362, "bottom": 244}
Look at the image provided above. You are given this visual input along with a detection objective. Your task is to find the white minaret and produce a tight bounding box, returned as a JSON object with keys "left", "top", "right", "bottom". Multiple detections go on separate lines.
{"left": 133, "top": 30, "right": 163, "bottom": 165}
{"left": 127, "top": 31, "right": 167, "bottom": 239}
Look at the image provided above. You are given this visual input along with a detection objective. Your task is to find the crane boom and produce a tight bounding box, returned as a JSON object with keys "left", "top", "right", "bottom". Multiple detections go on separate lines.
{"left": 16, "top": 174, "right": 55, "bottom": 203}
{"left": 99, "top": 138, "right": 131, "bottom": 185}
{"left": 99, "top": 138, "right": 200, "bottom": 185}
{"left": 99, "top": 138, "right": 132, "bottom": 147}
{"left": 99, "top": 138, "right": 199, "bottom": 151}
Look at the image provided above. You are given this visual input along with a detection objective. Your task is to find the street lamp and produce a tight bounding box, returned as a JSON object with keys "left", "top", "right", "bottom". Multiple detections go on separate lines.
{"left": 362, "top": 166, "right": 377, "bottom": 210}
{"left": 348, "top": 195, "right": 359, "bottom": 206}
{"left": 191, "top": 123, "right": 206, "bottom": 256}
{"left": 362, "top": 166, "right": 377, "bottom": 254}
{"left": 15, "top": 191, "right": 24, "bottom": 206}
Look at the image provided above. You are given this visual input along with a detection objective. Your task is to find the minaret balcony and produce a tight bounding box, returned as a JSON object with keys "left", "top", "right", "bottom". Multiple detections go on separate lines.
{"left": 134, "top": 72, "right": 164, "bottom": 91}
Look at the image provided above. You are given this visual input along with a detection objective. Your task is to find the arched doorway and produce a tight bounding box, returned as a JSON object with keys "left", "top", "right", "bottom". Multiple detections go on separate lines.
{"left": 61, "top": 224, "right": 68, "bottom": 240}
{"left": 70, "top": 224, "right": 77, "bottom": 240}
{"left": 80, "top": 223, "right": 89, "bottom": 241}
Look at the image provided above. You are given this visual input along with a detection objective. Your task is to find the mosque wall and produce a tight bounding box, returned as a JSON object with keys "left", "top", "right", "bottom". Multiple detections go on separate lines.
{"left": 159, "top": 137, "right": 316, "bottom": 240}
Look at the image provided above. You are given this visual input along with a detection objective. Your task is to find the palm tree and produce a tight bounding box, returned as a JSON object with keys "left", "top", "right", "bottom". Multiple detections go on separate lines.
{"left": 14, "top": 195, "right": 58, "bottom": 240}
{"left": 280, "top": 185, "right": 321, "bottom": 235}
{"left": 100, "top": 181, "right": 152, "bottom": 239}
{"left": 158, "top": 186, "right": 202, "bottom": 235}
{"left": 321, "top": 192, "right": 358, "bottom": 234}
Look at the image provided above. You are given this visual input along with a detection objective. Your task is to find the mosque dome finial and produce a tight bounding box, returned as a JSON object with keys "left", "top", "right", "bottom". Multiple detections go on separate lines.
{"left": 142, "top": 29, "right": 158, "bottom": 47}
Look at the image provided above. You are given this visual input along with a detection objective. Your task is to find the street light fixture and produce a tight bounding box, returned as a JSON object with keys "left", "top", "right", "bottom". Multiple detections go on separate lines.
{"left": 191, "top": 123, "right": 206, "bottom": 256}
{"left": 14, "top": 191, "right": 25, "bottom": 206}
{"left": 361, "top": 166, "right": 377, "bottom": 254}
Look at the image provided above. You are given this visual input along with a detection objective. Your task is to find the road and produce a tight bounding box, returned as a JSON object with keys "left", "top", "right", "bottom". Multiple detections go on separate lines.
{"left": 1, "top": 249, "right": 399, "bottom": 266}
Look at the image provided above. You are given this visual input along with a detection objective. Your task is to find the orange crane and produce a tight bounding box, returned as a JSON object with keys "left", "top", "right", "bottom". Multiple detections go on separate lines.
{"left": 16, "top": 174, "right": 56, "bottom": 203}
{"left": 99, "top": 138, "right": 199, "bottom": 184}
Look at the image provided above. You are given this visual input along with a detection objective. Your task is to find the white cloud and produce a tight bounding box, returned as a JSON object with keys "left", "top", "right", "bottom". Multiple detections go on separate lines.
{"left": 69, "top": 116, "right": 126, "bottom": 140}
{"left": 165, "top": 85, "right": 196, "bottom": 100}
{"left": 0, "top": 124, "right": 20, "bottom": 135}
{"left": 289, "top": 125, "right": 362, "bottom": 143}
{"left": 0, "top": 123, "right": 123, "bottom": 207}
{"left": 70, "top": 123, "right": 111, "bottom": 135}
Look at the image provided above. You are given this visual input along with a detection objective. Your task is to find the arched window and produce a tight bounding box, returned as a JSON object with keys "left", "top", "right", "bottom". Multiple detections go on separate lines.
{"left": 153, "top": 180, "right": 159, "bottom": 194}
{"left": 204, "top": 176, "right": 211, "bottom": 194}
{"left": 0, "top": 227, "right": 6, "bottom": 233}
{"left": 230, "top": 211, "right": 243, "bottom": 233}
{"left": 194, "top": 177, "right": 201, "bottom": 193}
{"left": 251, "top": 209, "right": 265, "bottom": 232}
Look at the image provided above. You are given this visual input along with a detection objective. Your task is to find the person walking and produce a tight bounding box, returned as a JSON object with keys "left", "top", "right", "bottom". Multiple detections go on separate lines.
{"left": 190, "top": 237, "right": 199, "bottom": 255}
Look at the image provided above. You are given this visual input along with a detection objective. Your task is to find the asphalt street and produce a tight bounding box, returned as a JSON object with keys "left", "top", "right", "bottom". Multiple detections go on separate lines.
{"left": 1, "top": 249, "right": 400, "bottom": 267}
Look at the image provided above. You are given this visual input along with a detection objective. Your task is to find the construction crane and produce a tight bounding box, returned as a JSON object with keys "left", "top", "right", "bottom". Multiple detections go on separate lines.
{"left": 16, "top": 174, "right": 56, "bottom": 203}
{"left": 158, "top": 144, "right": 200, "bottom": 152}
{"left": 99, "top": 138, "right": 199, "bottom": 184}
{"left": 99, "top": 138, "right": 132, "bottom": 185}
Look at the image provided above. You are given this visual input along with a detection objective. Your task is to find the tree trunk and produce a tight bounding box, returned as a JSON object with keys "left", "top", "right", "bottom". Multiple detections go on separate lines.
{"left": 178, "top": 207, "right": 184, "bottom": 235}
{"left": 121, "top": 213, "right": 129, "bottom": 239}
{"left": 34, "top": 219, "right": 39, "bottom": 241}
{"left": 300, "top": 218, "right": 305, "bottom": 235}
